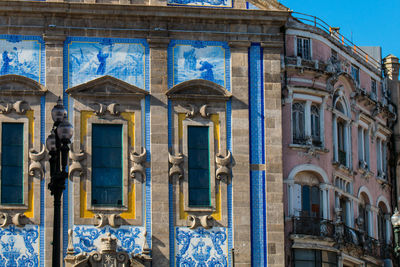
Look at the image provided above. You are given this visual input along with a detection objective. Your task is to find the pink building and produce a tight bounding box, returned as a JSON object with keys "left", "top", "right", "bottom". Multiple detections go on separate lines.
{"left": 282, "top": 14, "right": 398, "bottom": 267}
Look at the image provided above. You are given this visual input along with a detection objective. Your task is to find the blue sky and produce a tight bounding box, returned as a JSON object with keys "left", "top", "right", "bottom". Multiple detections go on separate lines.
{"left": 280, "top": 0, "right": 400, "bottom": 60}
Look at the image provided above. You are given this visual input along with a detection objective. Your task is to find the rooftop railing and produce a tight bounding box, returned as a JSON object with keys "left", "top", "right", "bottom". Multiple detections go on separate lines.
{"left": 291, "top": 12, "right": 381, "bottom": 71}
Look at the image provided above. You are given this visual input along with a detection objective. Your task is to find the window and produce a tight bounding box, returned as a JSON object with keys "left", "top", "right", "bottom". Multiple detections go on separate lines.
{"left": 292, "top": 102, "right": 322, "bottom": 146}
{"left": 378, "top": 207, "right": 387, "bottom": 243}
{"left": 333, "top": 95, "right": 351, "bottom": 168}
{"left": 358, "top": 194, "right": 371, "bottom": 236}
{"left": 297, "top": 37, "right": 311, "bottom": 60}
{"left": 292, "top": 102, "right": 305, "bottom": 144}
{"left": 371, "top": 78, "right": 377, "bottom": 100}
{"left": 92, "top": 124, "right": 123, "bottom": 206}
{"left": 300, "top": 185, "right": 320, "bottom": 217}
{"left": 293, "top": 249, "right": 337, "bottom": 267}
{"left": 351, "top": 65, "right": 360, "bottom": 85}
{"left": 188, "top": 126, "right": 210, "bottom": 207}
{"left": 1, "top": 123, "right": 23, "bottom": 204}
{"left": 337, "top": 120, "right": 346, "bottom": 166}
{"left": 358, "top": 127, "right": 370, "bottom": 170}
{"left": 377, "top": 139, "right": 387, "bottom": 179}
{"left": 310, "top": 105, "right": 320, "bottom": 145}
{"left": 331, "top": 49, "right": 338, "bottom": 60}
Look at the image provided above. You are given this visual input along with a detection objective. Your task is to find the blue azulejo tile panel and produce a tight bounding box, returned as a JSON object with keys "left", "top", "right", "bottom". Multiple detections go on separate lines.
{"left": 168, "top": 40, "right": 230, "bottom": 90}
{"left": 167, "top": 0, "right": 232, "bottom": 8}
{"left": 175, "top": 227, "right": 228, "bottom": 266}
{"left": 72, "top": 225, "right": 146, "bottom": 255}
{"left": 0, "top": 35, "right": 45, "bottom": 84}
{"left": 0, "top": 225, "right": 39, "bottom": 266}
{"left": 65, "top": 37, "right": 149, "bottom": 89}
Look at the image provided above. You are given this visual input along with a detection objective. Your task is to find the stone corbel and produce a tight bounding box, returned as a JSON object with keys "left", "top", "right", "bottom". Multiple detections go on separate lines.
{"left": 187, "top": 215, "right": 213, "bottom": 229}
{"left": 94, "top": 213, "right": 122, "bottom": 228}
{"left": 215, "top": 151, "right": 232, "bottom": 180}
{"left": 29, "top": 145, "right": 46, "bottom": 178}
{"left": 130, "top": 148, "right": 147, "bottom": 181}
{"left": 0, "top": 212, "right": 28, "bottom": 228}
{"left": 93, "top": 103, "right": 120, "bottom": 116}
{"left": 168, "top": 152, "right": 183, "bottom": 182}
{"left": 69, "top": 146, "right": 86, "bottom": 179}
{"left": 199, "top": 104, "right": 210, "bottom": 118}
{"left": 0, "top": 100, "right": 30, "bottom": 115}
{"left": 185, "top": 104, "right": 197, "bottom": 118}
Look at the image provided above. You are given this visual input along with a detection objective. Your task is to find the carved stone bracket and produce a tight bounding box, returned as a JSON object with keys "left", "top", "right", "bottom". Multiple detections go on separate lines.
{"left": 168, "top": 152, "right": 183, "bottom": 182}
{"left": 0, "top": 100, "right": 30, "bottom": 114}
{"left": 130, "top": 148, "right": 147, "bottom": 181}
{"left": 215, "top": 151, "right": 232, "bottom": 180}
{"left": 187, "top": 215, "right": 213, "bottom": 229}
{"left": 184, "top": 104, "right": 211, "bottom": 119}
{"left": 29, "top": 145, "right": 46, "bottom": 178}
{"left": 94, "top": 213, "right": 122, "bottom": 228}
{"left": 69, "top": 146, "right": 86, "bottom": 179}
{"left": 93, "top": 103, "right": 120, "bottom": 116}
{"left": 0, "top": 212, "right": 28, "bottom": 228}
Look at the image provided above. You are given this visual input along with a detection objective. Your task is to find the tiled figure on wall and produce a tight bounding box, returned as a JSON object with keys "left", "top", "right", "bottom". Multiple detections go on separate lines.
{"left": 168, "top": 0, "right": 232, "bottom": 8}
{"left": 0, "top": 37, "right": 41, "bottom": 82}
{"left": 67, "top": 38, "right": 146, "bottom": 88}
{"left": 170, "top": 40, "right": 229, "bottom": 88}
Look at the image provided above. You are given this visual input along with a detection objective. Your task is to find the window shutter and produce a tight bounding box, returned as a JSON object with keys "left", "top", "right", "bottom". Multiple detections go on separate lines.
{"left": 293, "top": 184, "right": 302, "bottom": 217}
{"left": 92, "top": 124, "right": 123, "bottom": 206}
{"left": 1, "top": 123, "right": 24, "bottom": 204}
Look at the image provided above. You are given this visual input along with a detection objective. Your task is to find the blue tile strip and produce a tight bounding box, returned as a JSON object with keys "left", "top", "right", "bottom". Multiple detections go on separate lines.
{"left": 226, "top": 100, "right": 232, "bottom": 266}
{"left": 145, "top": 95, "right": 151, "bottom": 249}
{"left": 249, "top": 43, "right": 266, "bottom": 266}
{"left": 167, "top": 100, "right": 175, "bottom": 267}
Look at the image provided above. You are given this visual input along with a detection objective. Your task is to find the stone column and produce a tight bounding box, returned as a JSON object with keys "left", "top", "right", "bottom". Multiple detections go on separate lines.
{"left": 304, "top": 100, "right": 312, "bottom": 140}
{"left": 43, "top": 33, "right": 67, "bottom": 267}
{"left": 230, "top": 41, "right": 251, "bottom": 266}
{"left": 262, "top": 42, "right": 285, "bottom": 267}
{"left": 147, "top": 37, "right": 170, "bottom": 266}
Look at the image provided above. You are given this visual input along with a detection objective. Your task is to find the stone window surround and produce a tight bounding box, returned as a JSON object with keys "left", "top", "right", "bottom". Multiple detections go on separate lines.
{"left": 357, "top": 120, "right": 371, "bottom": 171}
{"left": 85, "top": 116, "right": 129, "bottom": 212}
{"left": 182, "top": 118, "right": 216, "bottom": 213}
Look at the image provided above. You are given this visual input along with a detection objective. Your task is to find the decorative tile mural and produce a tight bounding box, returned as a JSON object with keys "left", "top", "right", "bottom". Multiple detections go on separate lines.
{"left": 72, "top": 225, "right": 146, "bottom": 255}
{"left": 0, "top": 36, "right": 44, "bottom": 83}
{"left": 167, "top": 0, "right": 232, "bottom": 8}
{"left": 0, "top": 225, "right": 39, "bottom": 266}
{"left": 175, "top": 227, "right": 228, "bottom": 266}
{"left": 65, "top": 37, "right": 148, "bottom": 89}
{"left": 169, "top": 40, "right": 230, "bottom": 90}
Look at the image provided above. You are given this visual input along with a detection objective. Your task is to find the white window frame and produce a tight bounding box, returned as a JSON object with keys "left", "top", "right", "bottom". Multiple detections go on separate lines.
{"left": 291, "top": 94, "right": 324, "bottom": 147}
{"left": 357, "top": 124, "right": 370, "bottom": 170}
{"left": 351, "top": 64, "right": 360, "bottom": 86}
{"left": 295, "top": 36, "right": 312, "bottom": 60}
{"left": 333, "top": 95, "right": 352, "bottom": 169}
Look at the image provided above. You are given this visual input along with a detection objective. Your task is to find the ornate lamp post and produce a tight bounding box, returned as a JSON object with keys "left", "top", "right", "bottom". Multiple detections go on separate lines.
{"left": 46, "top": 97, "right": 73, "bottom": 267}
{"left": 391, "top": 208, "right": 400, "bottom": 257}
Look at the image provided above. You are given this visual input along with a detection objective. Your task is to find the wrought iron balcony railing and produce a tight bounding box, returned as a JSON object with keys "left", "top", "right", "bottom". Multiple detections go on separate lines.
{"left": 292, "top": 216, "right": 335, "bottom": 239}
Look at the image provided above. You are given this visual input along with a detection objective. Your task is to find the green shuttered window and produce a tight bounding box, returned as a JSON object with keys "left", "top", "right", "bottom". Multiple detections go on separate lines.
{"left": 1, "top": 123, "right": 24, "bottom": 204}
{"left": 92, "top": 124, "right": 123, "bottom": 206}
{"left": 188, "top": 126, "right": 210, "bottom": 207}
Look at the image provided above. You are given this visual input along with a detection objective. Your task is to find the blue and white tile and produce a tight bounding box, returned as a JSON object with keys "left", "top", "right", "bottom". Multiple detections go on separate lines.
{"left": 171, "top": 42, "right": 228, "bottom": 87}
{"left": 0, "top": 225, "right": 39, "bottom": 266}
{"left": 168, "top": 0, "right": 232, "bottom": 8}
{"left": 175, "top": 227, "right": 228, "bottom": 266}
{"left": 0, "top": 38, "right": 41, "bottom": 82}
{"left": 72, "top": 225, "right": 146, "bottom": 255}
{"left": 67, "top": 39, "right": 146, "bottom": 88}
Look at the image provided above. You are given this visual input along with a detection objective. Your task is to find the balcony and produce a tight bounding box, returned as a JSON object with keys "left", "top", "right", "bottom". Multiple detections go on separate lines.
{"left": 290, "top": 217, "right": 393, "bottom": 261}
{"left": 292, "top": 216, "right": 335, "bottom": 238}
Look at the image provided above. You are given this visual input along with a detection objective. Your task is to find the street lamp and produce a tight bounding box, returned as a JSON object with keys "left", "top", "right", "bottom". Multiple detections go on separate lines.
{"left": 391, "top": 208, "right": 400, "bottom": 257}
{"left": 46, "top": 97, "right": 73, "bottom": 267}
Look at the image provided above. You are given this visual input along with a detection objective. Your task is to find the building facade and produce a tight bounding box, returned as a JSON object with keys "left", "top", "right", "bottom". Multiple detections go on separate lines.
{"left": 282, "top": 15, "right": 399, "bottom": 267}
{"left": 0, "top": 0, "right": 290, "bottom": 266}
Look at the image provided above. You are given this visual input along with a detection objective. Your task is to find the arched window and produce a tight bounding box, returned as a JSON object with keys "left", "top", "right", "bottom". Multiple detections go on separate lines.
{"left": 377, "top": 202, "right": 390, "bottom": 245}
{"left": 333, "top": 93, "right": 351, "bottom": 168}
{"left": 358, "top": 194, "right": 371, "bottom": 236}
{"left": 292, "top": 102, "right": 305, "bottom": 144}
{"left": 311, "top": 105, "right": 320, "bottom": 145}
